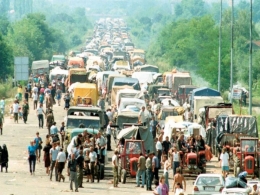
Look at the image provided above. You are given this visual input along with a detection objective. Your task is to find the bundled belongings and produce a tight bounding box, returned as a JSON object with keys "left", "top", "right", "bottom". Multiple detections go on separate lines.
{"left": 225, "top": 172, "right": 248, "bottom": 189}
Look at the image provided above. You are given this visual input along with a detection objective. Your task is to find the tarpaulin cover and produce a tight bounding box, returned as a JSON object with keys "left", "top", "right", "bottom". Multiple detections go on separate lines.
{"left": 111, "top": 85, "right": 133, "bottom": 105}
{"left": 116, "top": 111, "right": 139, "bottom": 130}
{"left": 226, "top": 115, "right": 258, "bottom": 137}
{"left": 117, "top": 126, "right": 155, "bottom": 153}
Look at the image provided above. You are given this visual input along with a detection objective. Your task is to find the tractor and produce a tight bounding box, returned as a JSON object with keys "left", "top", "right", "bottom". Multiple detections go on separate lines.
{"left": 118, "top": 139, "right": 146, "bottom": 183}
{"left": 236, "top": 137, "right": 260, "bottom": 177}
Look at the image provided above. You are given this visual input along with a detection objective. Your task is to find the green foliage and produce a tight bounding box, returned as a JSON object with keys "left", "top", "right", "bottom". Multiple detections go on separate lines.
{"left": 0, "top": 33, "right": 13, "bottom": 78}
{"left": 0, "top": 0, "right": 10, "bottom": 17}
{"left": 6, "top": 13, "right": 66, "bottom": 63}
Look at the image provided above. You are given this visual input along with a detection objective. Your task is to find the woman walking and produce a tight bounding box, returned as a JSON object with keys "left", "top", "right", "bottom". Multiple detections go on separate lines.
{"left": 56, "top": 87, "right": 62, "bottom": 106}
{"left": 36, "top": 104, "right": 45, "bottom": 128}
{"left": 17, "top": 85, "right": 23, "bottom": 101}
{"left": 1, "top": 144, "right": 9, "bottom": 172}
{"left": 220, "top": 147, "right": 229, "bottom": 177}
{"left": 43, "top": 138, "right": 51, "bottom": 175}
{"left": 28, "top": 140, "right": 37, "bottom": 175}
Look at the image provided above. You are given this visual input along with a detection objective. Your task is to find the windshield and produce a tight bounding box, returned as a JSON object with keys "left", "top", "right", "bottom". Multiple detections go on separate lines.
{"left": 161, "top": 110, "right": 178, "bottom": 120}
{"left": 123, "top": 105, "right": 141, "bottom": 112}
{"left": 241, "top": 140, "right": 257, "bottom": 152}
{"left": 67, "top": 118, "right": 100, "bottom": 129}
{"left": 196, "top": 177, "right": 222, "bottom": 186}
{"left": 70, "top": 75, "right": 87, "bottom": 84}
{"left": 158, "top": 90, "right": 170, "bottom": 96}
{"left": 126, "top": 141, "right": 142, "bottom": 154}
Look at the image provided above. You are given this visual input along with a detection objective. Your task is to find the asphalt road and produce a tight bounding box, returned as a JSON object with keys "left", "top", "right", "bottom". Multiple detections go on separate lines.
{"left": 0, "top": 98, "right": 221, "bottom": 195}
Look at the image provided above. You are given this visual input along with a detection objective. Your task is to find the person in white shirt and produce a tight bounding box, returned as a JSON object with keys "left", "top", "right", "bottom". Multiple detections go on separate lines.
{"left": 162, "top": 155, "right": 171, "bottom": 189}
{"left": 106, "top": 109, "right": 113, "bottom": 121}
{"left": 175, "top": 182, "right": 184, "bottom": 195}
{"left": 220, "top": 147, "right": 229, "bottom": 177}
{"left": 155, "top": 138, "right": 162, "bottom": 169}
{"left": 89, "top": 147, "right": 97, "bottom": 183}
{"left": 32, "top": 92, "right": 38, "bottom": 110}
{"left": 13, "top": 100, "right": 19, "bottom": 123}
{"left": 138, "top": 106, "right": 147, "bottom": 126}
{"left": 112, "top": 150, "right": 119, "bottom": 188}
{"left": 96, "top": 132, "right": 106, "bottom": 157}
{"left": 32, "top": 84, "right": 38, "bottom": 94}
{"left": 251, "top": 184, "right": 259, "bottom": 195}
{"left": 36, "top": 104, "right": 45, "bottom": 128}
{"left": 55, "top": 148, "right": 66, "bottom": 182}
{"left": 106, "top": 121, "right": 112, "bottom": 151}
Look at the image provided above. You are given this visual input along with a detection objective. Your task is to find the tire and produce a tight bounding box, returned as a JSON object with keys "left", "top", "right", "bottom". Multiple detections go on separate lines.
{"left": 122, "top": 169, "right": 127, "bottom": 184}
{"left": 100, "top": 164, "right": 104, "bottom": 180}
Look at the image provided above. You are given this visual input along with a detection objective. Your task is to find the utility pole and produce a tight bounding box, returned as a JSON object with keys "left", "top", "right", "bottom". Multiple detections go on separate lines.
{"left": 230, "top": 0, "right": 234, "bottom": 103}
{"left": 218, "top": 0, "right": 222, "bottom": 92}
{"left": 249, "top": 0, "right": 253, "bottom": 115}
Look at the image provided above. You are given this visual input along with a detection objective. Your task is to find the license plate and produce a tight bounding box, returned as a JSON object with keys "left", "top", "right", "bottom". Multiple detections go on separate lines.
{"left": 205, "top": 187, "right": 215, "bottom": 191}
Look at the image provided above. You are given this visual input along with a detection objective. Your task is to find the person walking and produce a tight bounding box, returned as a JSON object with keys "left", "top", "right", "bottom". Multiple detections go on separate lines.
{"left": 22, "top": 100, "right": 29, "bottom": 124}
{"left": 28, "top": 140, "right": 37, "bottom": 175}
{"left": 1, "top": 144, "right": 8, "bottom": 172}
{"left": 150, "top": 116, "right": 159, "bottom": 139}
{"left": 139, "top": 106, "right": 148, "bottom": 126}
{"left": 89, "top": 147, "right": 98, "bottom": 183}
{"left": 39, "top": 92, "right": 44, "bottom": 105}
{"left": 49, "top": 143, "right": 59, "bottom": 181}
{"left": 106, "top": 121, "right": 112, "bottom": 151}
{"left": 155, "top": 138, "right": 162, "bottom": 169}
{"left": 162, "top": 136, "right": 171, "bottom": 156}
{"left": 172, "top": 147, "right": 181, "bottom": 176}
{"left": 162, "top": 155, "right": 171, "bottom": 189}
{"left": 24, "top": 87, "right": 29, "bottom": 102}
{"left": 43, "top": 139, "right": 51, "bottom": 175}
{"left": 68, "top": 153, "right": 79, "bottom": 192}
{"left": 152, "top": 152, "right": 159, "bottom": 181}
{"left": 56, "top": 87, "right": 62, "bottom": 106}
{"left": 56, "top": 148, "right": 66, "bottom": 182}
{"left": 77, "top": 150, "right": 85, "bottom": 188}
{"left": 146, "top": 152, "right": 153, "bottom": 191}
{"left": 112, "top": 150, "right": 119, "bottom": 188}
{"left": 220, "top": 147, "right": 229, "bottom": 177}
{"left": 17, "top": 85, "right": 23, "bottom": 101}
{"left": 172, "top": 168, "right": 186, "bottom": 193}
{"left": 0, "top": 111, "right": 3, "bottom": 135}
{"left": 34, "top": 132, "right": 43, "bottom": 162}
{"left": 64, "top": 93, "right": 70, "bottom": 110}
{"left": 32, "top": 92, "right": 38, "bottom": 110}
{"left": 136, "top": 152, "right": 146, "bottom": 188}
{"left": 159, "top": 175, "right": 169, "bottom": 195}
{"left": 13, "top": 100, "right": 19, "bottom": 123}
{"left": 36, "top": 104, "right": 45, "bottom": 128}
{"left": 46, "top": 110, "right": 54, "bottom": 135}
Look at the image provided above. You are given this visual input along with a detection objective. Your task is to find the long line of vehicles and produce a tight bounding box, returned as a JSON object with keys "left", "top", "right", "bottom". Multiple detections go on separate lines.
{"left": 31, "top": 18, "right": 259, "bottom": 194}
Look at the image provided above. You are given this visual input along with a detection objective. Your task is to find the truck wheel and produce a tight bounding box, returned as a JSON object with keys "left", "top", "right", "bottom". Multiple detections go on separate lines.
{"left": 122, "top": 169, "right": 126, "bottom": 184}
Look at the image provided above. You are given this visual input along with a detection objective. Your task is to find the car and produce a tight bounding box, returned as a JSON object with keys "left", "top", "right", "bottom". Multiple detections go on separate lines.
{"left": 192, "top": 174, "right": 225, "bottom": 195}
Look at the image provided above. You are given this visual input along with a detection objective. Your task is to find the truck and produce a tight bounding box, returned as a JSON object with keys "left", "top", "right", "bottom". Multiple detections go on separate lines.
{"left": 31, "top": 60, "right": 50, "bottom": 76}
{"left": 65, "top": 68, "right": 87, "bottom": 89}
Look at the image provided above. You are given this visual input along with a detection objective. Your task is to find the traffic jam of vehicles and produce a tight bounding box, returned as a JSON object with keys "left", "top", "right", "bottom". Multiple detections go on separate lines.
{"left": 31, "top": 18, "right": 260, "bottom": 195}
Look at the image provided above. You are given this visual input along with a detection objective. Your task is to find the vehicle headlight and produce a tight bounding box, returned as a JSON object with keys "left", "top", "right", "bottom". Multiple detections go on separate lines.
{"left": 194, "top": 165, "right": 197, "bottom": 169}
{"left": 188, "top": 165, "right": 191, "bottom": 169}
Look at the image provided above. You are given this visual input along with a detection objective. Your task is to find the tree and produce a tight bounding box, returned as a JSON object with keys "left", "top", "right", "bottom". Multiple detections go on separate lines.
{"left": 0, "top": 33, "right": 13, "bottom": 78}
{"left": 0, "top": 0, "right": 10, "bottom": 17}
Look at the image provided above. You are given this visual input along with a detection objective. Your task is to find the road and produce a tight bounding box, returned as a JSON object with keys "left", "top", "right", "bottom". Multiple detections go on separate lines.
{"left": 0, "top": 98, "right": 221, "bottom": 195}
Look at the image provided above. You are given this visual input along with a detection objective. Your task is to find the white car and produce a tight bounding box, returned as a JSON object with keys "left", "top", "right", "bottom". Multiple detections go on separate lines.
{"left": 221, "top": 187, "right": 251, "bottom": 195}
{"left": 192, "top": 174, "right": 225, "bottom": 195}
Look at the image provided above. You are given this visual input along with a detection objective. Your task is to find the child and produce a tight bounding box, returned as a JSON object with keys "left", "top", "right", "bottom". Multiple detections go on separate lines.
{"left": 18, "top": 108, "right": 23, "bottom": 119}
{"left": 9, "top": 106, "right": 13, "bottom": 119}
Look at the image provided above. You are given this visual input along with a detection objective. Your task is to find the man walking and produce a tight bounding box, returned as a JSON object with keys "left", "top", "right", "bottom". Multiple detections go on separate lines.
{"left": 89, "top": 147, "right": 98, "bottom": 183}
{"left": 49, "top": 143, "right": 58, "bottom": 181}
{"left": 36, "top": 104, "right": 45, "bottom": 128}
{"left": 106, "top": 121, "right": 112, "bottom": 151}
{"left": 152, "top": 152, "right": 159, "bottom": 181}
{"left": 46, "top": 110, "right": 54, "bottom": 135}
{"left": 136, "top": 152, "right": 146, "bottom": 188}
{"left": 155, "top": 137, "right": 162, "bottom": 169}
{"left": 172, "top": 168, "right": 186, "bottom": 193}
{"left": 68, "top": 153, "right": 78, "bottom": 192}
{"left": 96, "top": 132, "right": 106, "bottom": 163}
{"left": 22, "top": 100, "right": 29, "bottom": 124}
{"left": 56, "top": 148, "right": 66, "bottom": 182}
{"left": 32, "top": 92, "right": 38, "bottom": 110}
{"left": 77, "top": 150, "right": 84, "bottom": 188}
{"left": 146, "top": 153, "right": 153, "bottom": 191}
{"left": 112, "top": 150, "right": 119, "bottom": 188}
